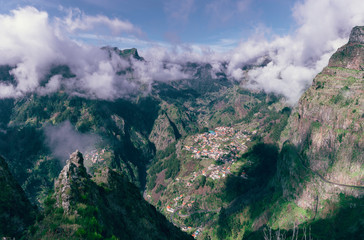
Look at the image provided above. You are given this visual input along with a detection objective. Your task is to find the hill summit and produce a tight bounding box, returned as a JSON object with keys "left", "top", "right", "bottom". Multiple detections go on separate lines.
{"left": 30, "top": 150, "right": 192, "bottom": 240}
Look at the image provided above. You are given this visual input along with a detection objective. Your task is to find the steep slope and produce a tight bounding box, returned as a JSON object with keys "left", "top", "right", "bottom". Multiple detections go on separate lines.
{"left": 164, "top": 26, "right": 364, "bottom": 240}
{"left": 30, "top": 151, "right": 192, "bottom": 240}
{"left": 271, "top": 26, "right": 364, "bottom": 236}
{"left": 0, "top": 155, "right": 36, "bottom": 238}
{"left": 280, "top": 26, "right": 364, "bottom": 198}
{"left": 0, "top": 52, "right": 286, "bottom": 206}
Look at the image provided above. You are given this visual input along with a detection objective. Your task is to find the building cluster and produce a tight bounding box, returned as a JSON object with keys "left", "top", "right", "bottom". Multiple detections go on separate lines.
{"left": 84, "top": 148, "right": 107, "bottom": 163}
{"left": 192, "top": 228, "right": 202, "bottom": 238}
{"left": 184, "top": 126, "right": 250, "bottom": 162}
{"left": 188, "top": 164, "right": 232, "bottom": 182}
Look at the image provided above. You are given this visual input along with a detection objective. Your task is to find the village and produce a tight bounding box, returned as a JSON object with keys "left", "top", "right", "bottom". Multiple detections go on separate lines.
{"left": 160, "top": 126, "right": 254, "bottom": 238}
{"left": 84, "top": 148, "right": 108, "bottom": 164}
{"left": 184, "top": 126, "right": 252, "bottom": 162}
{"left": 183, "top": 126, "right": 252, "bottom": 181}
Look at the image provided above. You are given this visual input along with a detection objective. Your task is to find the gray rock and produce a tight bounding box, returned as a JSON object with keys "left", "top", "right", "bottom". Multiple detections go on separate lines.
{"left": 348, "top": 26, "right": 364, "bottom": 44}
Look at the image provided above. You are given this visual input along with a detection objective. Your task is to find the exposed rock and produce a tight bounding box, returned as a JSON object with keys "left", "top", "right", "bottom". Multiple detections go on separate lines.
{"left": 69, "top": 150, "right": 84, "bottom": 167}
{"left": 348, "top": 26, "right": 364, "bottom": 44}
{"left": 329, "top": 26, "right": 364, "bottom": 70}
{"left": 54, "top": 150, "right": 92, "bottom": 213}
{"left": 280, "top": 26, "right": 364, "bottom": 211}
{"left": 36, "top": 150, "right": 193, "bottom": 239}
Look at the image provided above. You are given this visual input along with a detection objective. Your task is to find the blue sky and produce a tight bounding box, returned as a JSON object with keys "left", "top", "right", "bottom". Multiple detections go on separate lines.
{"left": 0, "top": 0, "right": 297, "bottom": 48}
{"left": 0, "top": 0, "right": 363, "bottom": 103}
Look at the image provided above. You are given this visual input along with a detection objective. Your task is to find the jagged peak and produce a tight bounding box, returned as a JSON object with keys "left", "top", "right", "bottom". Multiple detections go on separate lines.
{"left": 101, "top": 46, "right": 144, "bottom": 61}
{"left": 348, "top": 26, "right": 364, "bottom": 44}
{"left": 55, "top": 150, "right": 90, "bottom": 213}
{"left": 328, "top": 26, "right": 364, "bottom": 70}
{"left": 69, "top": 150, "right": 84, "bottom": 168}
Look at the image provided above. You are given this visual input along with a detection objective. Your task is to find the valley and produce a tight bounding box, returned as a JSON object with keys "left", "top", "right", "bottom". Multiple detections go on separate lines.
{"left": 0, "top": 25, "right": 363, "bottom": 240}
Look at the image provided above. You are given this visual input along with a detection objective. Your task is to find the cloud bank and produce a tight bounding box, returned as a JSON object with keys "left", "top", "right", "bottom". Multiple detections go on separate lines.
{"left": 44, "top": 121, "right": 100, "bottom": 162}
{"left": 0, "top": 0, "right": 364, "bottom": 104}
{"left": 0, "top": 6, "right": 183, "bottom": 100}
{"left": 225, "top": 0, "right": 364, "bottom": 103}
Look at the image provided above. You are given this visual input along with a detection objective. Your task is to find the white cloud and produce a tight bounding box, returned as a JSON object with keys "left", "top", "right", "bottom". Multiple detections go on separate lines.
{"left": 44, "top": 120, "right": 100, "bottom": 162}
{"left": 58, "top": 7, "right": 142, "bottom": 36}
{"left": 0, "top": 6, "right": 144, "bottom": 100}
{"left": 225, "top": 0, "right": 364, "bottom": 104}
{"left": 1, "top": 0, "right": 364, "bottom": 105}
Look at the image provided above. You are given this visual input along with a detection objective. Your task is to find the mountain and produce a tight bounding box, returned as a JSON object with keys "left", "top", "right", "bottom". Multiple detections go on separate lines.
{"left": 0, "top": 52, "right": 288, "bottom": 206}
{"left": 29, "top": 150, "right": 192, "bottom": 240}
{"left": 1, "top": 26, "right": 363, "bottom": 240}
{"left": 280, "top": 25, "right": 364, "bottom": 200}
{"left": 0, "top": 155, "right": 36, "bottom": 238}
{"left": 273, "top": 25, "right": 364, "bottom": 239}
{"left": 142, "top": 26, "right": 364, "bottom": 240}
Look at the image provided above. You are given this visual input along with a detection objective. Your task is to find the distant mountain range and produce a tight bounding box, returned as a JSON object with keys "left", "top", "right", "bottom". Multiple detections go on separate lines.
{"left": 0, "top": 26, "right": 363, "bottom": 240}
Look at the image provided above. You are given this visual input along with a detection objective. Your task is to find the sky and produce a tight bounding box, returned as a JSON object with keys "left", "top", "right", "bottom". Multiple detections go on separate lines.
{"left": 0, "top": 0, "right": 296, "bottom": 49}
{"left": 0, "top": 0, "right": 364, "bottom": 104}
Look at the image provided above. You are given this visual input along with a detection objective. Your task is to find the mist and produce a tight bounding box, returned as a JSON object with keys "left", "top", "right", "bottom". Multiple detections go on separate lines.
{"left": 44, "top": 121, "right": 100, "bottom": 163}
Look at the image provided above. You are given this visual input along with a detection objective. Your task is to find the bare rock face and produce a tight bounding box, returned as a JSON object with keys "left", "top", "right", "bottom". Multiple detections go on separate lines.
{"left": 348, "top": 26, "right": 364, "bottom": 44}
{"left": 54, "top": 150, "right": 93, "bottom": 213}
{"left": 329, "top": 26, "right": 364, "bottom": 70}
{"left": 280, "top": 26, "right": 364, "bottom": 211}
{"left": 47, "top": 151, "right": 193, "bottom": 240}
{"left": 69, "top": 150, "right": 84, "bottom": 167}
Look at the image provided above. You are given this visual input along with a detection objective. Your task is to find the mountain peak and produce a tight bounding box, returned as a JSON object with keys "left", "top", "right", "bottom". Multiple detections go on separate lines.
{"left": 55, "top": 151, "right": 90, "bottom": 213}
{"left": 102, "top": 46, "right": 144, "bottom": 61}
{"left": 69, "top": 150, "right": 84, "bottom": 168}
{"left": 328, "top": 26, "right": 364, "bottom": 70}
{"left": 348, "top": 26, "right": 364, "bottom": 44}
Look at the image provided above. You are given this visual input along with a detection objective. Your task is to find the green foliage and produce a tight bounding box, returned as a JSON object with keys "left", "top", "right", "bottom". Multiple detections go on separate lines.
{"left": 164, "top": 153, "right": 180, "bottom": 179}
{"left": 223, "top": 143, "right": 279, "bottom": 202}
{"left": 311, "top": 121, "right": 322, "bottom": 130}
{"left": 147, "top": 174, "right": 157, "bottom": 190}
{"left": 155, "top": 184, "right": 166, "bottom": 194}
{"left": 156, "top": 144, "right": 176, "bottom": 159}
{"left": 315, "top": 80, "right": 325, "bottom": 89}
{"left": 194, "top": 175, "right": 206, "bottom": 189}
{"left": 330, "top": 94, "right": 344, "bottom": 104}
{"left": 199, "top": 127, "right": 209, "bottom": 133}
{"left": 205, "top": 179, "right": 215, "bottom": 189}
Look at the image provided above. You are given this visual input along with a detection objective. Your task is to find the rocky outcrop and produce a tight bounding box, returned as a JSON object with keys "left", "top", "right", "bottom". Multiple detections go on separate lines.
{"left": 54, "top": 150, "right": 95, "bottom": 213}
{"left": 34, "top": 150, "right": 193, "bottom": 239}
{"left": 348, "top": 26, "right": 364, "bottom": 44}
{"left": 329, "top": 26, "right": 364, "bottom": 70}
{"left": 0, "top": 156, "right": 36, "bottom": 238}
{"left": 149, "top": 103, "right": 192, "bottom": 151}
{"left": 279, "top": 26, "right": 364, "bottom": 211}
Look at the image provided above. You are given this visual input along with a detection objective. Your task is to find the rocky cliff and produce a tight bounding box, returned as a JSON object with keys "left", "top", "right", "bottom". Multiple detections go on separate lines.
{"left": 31, "top": 150, "right": 192, "bottom": 240}
{"left": 279, "top": 26, "right": 364, "bottom": 211}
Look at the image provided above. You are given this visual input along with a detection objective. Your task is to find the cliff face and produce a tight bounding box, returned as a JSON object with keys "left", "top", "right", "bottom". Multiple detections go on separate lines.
{"left": 54, "top": 151, "right": 94, "bottom": 213}
{"left": 0, "top": 156, "right": 36, "bottom": 238}
{"left": 279, "top": 26, "right": 364, "bottom": 209}
{"left": 329, "top": 26, "right": 364, "bottom": 70}
{"left": 31, "top": 151, "right": 192, "bottom": 240}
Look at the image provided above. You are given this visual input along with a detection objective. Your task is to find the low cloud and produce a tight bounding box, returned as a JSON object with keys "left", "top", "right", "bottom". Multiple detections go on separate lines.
{"left": 0, "top": 6, "right": 147, "bottom": 100}
{"left": 57, "top": 7, "right": 142, "bottom": 36}
{"left": 224, "top": 0, "right": 364, "bottom": 104}
{"left": 44, "top": 121, "right": 100, "bottom": 162}
{"left": 1, "top": 1, "right": 364, "bottom": 104}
